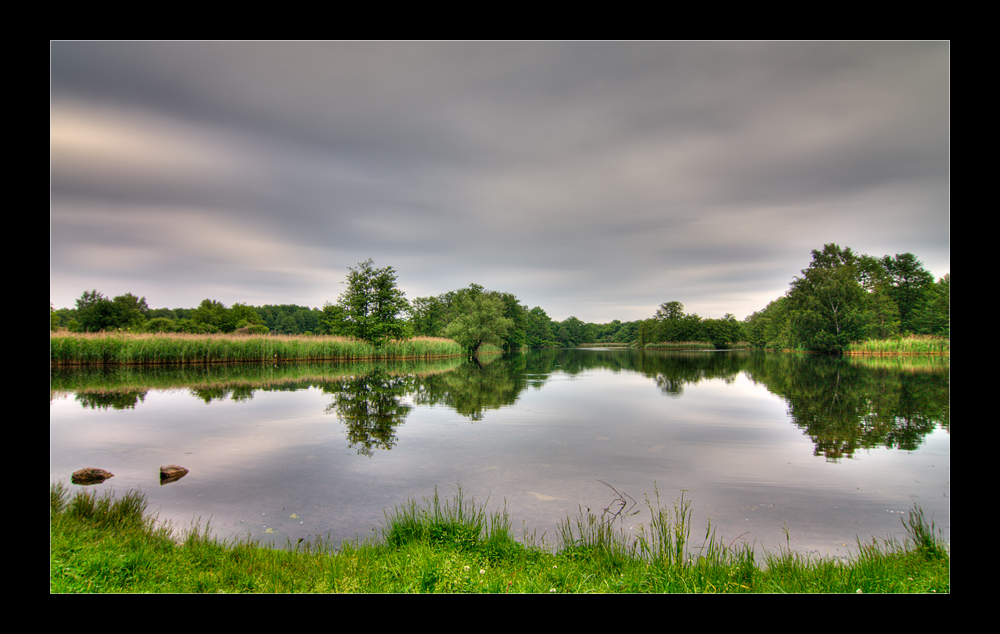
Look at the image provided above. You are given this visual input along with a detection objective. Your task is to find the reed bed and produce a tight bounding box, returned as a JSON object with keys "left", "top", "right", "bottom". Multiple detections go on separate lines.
{"left": 844, "top": 335, "right": 950, "bottom": 356}
{"left": 50, "top": 332, "right": 465, "bottom": 365}
{"left": 644, "top": 341, "right": 716, "bottom": 351}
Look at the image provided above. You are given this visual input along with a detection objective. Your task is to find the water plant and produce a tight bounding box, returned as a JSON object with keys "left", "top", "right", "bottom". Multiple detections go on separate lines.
{"left": 50, "top": 332, "right": 466, "bottom": 365}
{"left": 843, "top": 335, "right": 949, "bottom": 355}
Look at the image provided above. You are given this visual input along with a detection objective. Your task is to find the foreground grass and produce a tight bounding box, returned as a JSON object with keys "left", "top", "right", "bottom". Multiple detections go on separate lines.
{"left": 50, "top": 483, "right": 948, "bottom": 593}
{"left": 50, "top": 332, "right": 465, "bottom": 365}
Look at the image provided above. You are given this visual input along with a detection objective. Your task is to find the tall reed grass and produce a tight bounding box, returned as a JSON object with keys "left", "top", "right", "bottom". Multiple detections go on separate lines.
{"left": 844, "top": 335, "right": 949, "bottom": 356}
{"left": 50, "top": 332, "right": 465, "bottom": 365}
{"left": 644, "top": 341, "right": 716, "bottom": 350}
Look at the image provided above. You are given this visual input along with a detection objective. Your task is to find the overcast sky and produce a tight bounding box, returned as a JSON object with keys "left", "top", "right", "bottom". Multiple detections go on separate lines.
{"left": 50, "top": 41, "right": 949, "bottom": 323}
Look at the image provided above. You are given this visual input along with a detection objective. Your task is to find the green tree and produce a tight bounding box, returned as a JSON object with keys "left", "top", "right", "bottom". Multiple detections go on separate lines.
{"left": 744, "top": 297, "right": 793, "bottom": 350}
{"left": 525, "top": 306, "right": 556, "bottom": 348}
{"left": 409, "top": 295, "right": 450, "bottom": 337}
{"left": 909, "top": 274, "right": 950, "bottom": 336}
{"left": 143, "top": 317, "right": 181, "bottom": 333}
{"left": 554, "top": 316, "right": 587, "bottom": 347}
{"left": 496, "top": 292, "right": 528, "bottom": 350}
{"left": 317, "top": 302, "right": 348, "bottom": 336}
{"left": 108, "top": 293, "right": 150, "bottom": 330}
{"left": 787, "top": 244, "right": 871, "bottom": 353}
{"left": 192, "top": 299, "right": 229, "bottom": 333}
{"left": 229, "top": 302, "right": 263, "bottom": 332}
{"left": 335, "top": 258, "right": 410, "bottom": 346}
{"left": 655, "top": 301, "right": 685, "bottom": 322}
{"left": 702, "top": 314, "right": 744, "bottom": 349}
{"left": 73, "top": 290, "right": 149, "bottom": 331}
{"left": 75, "top": 290, "right": 112, "bottom": 332}
{"left": 443, "top": 284, "right": 513, "bottom": 355}
{"left": 881, "top": 253, "right": 935, "bottom": 333}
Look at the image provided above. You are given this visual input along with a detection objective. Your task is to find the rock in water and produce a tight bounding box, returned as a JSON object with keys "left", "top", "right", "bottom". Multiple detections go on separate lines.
{"left": 72, "top": 468, "right": 114, "bottom": 485}
{"left": 159, "top": 464, "right": 189, "bottom": 484}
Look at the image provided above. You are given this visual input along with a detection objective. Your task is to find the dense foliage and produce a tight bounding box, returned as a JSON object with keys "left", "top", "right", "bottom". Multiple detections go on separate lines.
{"left": 52, "top": 245, "right": 948, "bottom": 355}
{"left": 743, "top": 244, "right": 949, "bottom": 353}
{"left": 319, "top": 258, "right": 410, "bottom": 346}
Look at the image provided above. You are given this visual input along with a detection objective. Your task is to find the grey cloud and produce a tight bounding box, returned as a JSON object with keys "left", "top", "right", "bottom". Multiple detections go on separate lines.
{"left": 50, "top": 41, "right": 948, "bottom": 323}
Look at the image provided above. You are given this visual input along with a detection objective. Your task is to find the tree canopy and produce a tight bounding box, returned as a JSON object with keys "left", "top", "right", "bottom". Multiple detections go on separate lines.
{"left": 329, "top": 258, "right": 410, "bottom": 346}
{"left": 443, "top": 284, "right": 514, "bottom": 355}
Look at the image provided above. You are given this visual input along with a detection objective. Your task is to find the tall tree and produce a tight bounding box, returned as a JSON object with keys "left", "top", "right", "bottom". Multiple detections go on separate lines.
{"left": 409, "top": 295, "right": 450, "bottom": 337}
{"left": 443, "top": 284, "right": 512, "bottom": 355}
{"left": 108, "top": 293, "right": 149, "bottom": 330}
{"left": 909, "top": 274, "right": 950, "bottom": 336}
{"left": 655, "top": 301, "right": 685, "bottom": 321}
{"left": 881, "top": 253, "right": 935, "bottom": 333}
{"left": 525, "top": 306, "right": 556, "bottom": 348}
{"left": 192, "top": 299, "right": 230, "bottom": 333}
{"left": 335, "top": 258, "right": 410, "bottom": 346}
{"left": 75, "top": 290, "right": 112, "bottom": 332}
{"left": 786, "top": 244, "right": 871, "bottom": 353}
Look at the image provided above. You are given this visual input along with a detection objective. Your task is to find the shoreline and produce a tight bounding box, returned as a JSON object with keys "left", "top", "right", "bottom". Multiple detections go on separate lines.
{"left": 49, "top": 482, "right": 949, "bottom": 594}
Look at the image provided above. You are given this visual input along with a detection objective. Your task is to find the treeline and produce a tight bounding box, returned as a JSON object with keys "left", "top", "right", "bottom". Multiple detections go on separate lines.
{"left": 636, "top": 244, "right": 949, "bottom": 353}
{"left": 49, "top": 262, "right": 642, "bottom": 351}
{"left": 406, "top": 285, "right": 640, "bottom": 350}
{"left": 742, "top": 244, "right": 949, "bottom": 353}
{"left": 635, "top": 301, "right": 746, "bottom": 350}
{"left": 50, "top": 244, "right": 949, "bottom": 355}
{"left": 50, "top": 293, "right": 315, "bottom": 336}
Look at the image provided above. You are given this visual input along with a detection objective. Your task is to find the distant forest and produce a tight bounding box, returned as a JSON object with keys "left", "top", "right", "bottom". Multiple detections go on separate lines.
{"left": 51, "top": 243, "right": 948, "bottom": 354}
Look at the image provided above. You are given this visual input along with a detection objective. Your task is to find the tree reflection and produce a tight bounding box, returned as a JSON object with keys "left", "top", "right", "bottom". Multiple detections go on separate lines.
{"left": 413, "top": 356, "right": 522, "bottom": 421}
{"left": 324, "top": 369, "right": 416, "bottom": 456}
{"left": 74, "top": 390, "right": 148, "bottom": 410}
{"left": 53, "top": 349, "right": 949, "bottom": 462}
{"left": 743, "top": 354, "right": 948, "bottom": 461}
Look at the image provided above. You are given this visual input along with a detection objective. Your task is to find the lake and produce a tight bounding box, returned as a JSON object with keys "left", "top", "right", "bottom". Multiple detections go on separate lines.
{"left": 50, "top": 349, "right": 949, "bottom": 559}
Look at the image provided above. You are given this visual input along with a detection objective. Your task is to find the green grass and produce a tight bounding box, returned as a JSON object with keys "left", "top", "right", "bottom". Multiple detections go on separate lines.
{"left": 844, "top": 335, "right": 950, "bottom": 356}
{"left": 50, "top": 482, "right": 949, "bottom": 593}
{"left": 50, "top": 332, "right": 465, "bottom": 365}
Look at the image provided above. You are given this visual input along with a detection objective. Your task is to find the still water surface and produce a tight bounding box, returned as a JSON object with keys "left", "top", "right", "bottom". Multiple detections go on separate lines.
{"left": 50, "top": 349, "right": 949, "bottom": 559}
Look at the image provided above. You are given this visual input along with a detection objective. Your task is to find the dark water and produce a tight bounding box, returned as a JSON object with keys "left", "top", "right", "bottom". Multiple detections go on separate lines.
{"left": 50, "top": 349, "right": 949, "bottom": 559}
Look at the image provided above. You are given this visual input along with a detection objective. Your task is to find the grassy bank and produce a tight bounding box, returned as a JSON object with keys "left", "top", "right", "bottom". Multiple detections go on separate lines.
{"left": 50, "top": 483, "right": 948, "bottom": 593}
{"left": 50, "top": 332, "right": 465, "bottom": 365}
{"left": 844, "top": 335, "right": 949, "bottom": 356}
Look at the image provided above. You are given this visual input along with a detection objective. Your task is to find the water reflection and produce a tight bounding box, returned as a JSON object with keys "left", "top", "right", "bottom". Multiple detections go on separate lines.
{"left": 51, "top": 350, "right": 949, "bottom": 555}
{"left": 51, "top": 350, "right": 949, "bottom": 463}
{"left": 325, "top": 369, "right": 415, "bottom": 456}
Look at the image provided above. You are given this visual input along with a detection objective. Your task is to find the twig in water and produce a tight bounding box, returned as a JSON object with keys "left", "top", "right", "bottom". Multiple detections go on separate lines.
{"left": 597, "top": 480, "right": 639, "bottom": 524}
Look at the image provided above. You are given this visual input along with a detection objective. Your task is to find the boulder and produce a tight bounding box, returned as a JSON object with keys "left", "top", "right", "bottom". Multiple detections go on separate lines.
{"left": 71, "top": 467, "right": 114, "bottom": 485}
{"left": 159, "top": 464, "right": 189, "bottom": 484}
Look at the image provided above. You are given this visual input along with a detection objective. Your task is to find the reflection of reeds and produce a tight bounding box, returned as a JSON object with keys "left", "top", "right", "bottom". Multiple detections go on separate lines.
{"left": 844, "top": 335, "right": 949, "bottom": 356}
{"left": 49, "top": 357, "right": 464, "bottom": 399}
{"left": 50, "top": 332, "right": 465, "bottom": 365}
